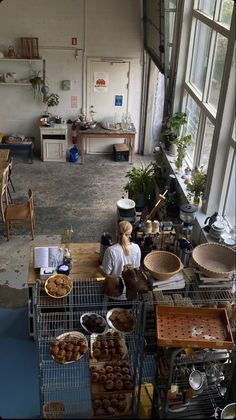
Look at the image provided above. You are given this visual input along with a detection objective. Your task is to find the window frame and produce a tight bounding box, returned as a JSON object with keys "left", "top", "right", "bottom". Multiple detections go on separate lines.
{"left": 172, "top": 0, "right": 235, "bottom": 216}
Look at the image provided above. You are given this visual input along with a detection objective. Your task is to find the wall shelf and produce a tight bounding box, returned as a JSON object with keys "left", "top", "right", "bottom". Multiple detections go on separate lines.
{"left": 0, "top": 82, "right": 31, "bottom": 85}
{"left": 0, "top": 58, "right": 43, "bottom": 62}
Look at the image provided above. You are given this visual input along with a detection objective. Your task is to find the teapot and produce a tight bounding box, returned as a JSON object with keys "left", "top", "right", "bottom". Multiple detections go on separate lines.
{"left": 7, "top": 46, "right": 16, "bottom": 58}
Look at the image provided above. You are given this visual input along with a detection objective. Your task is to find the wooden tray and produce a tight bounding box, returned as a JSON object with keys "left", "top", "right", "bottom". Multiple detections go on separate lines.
{"left": 91, "top": 392, "right": 132, "bottom": 418}
{"left": 90, "top": 361, "right": 134, "bottom": 394}
{"left": 156, "top": 306, "right": 235, "bottom": 349}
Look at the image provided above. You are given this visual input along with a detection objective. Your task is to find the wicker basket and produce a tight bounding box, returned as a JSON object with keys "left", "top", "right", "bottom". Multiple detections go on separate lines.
{"left": 143, "top": 251, "right": 183, "bottom": 281}
{"left": 43, "top": 401, "right": 65, "bottom": 419}
{"left": 192, "top": 243, "right": 236, "bottom": 278}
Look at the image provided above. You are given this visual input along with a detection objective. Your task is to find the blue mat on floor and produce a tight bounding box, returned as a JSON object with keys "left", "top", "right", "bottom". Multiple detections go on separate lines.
{"left": 0, "top": 308, "right": 40, "bottom": 419}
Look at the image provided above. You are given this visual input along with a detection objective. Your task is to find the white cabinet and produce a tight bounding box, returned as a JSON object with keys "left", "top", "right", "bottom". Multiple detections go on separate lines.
{"left": 40, "top": 125, "right": 68, "bottom": 162}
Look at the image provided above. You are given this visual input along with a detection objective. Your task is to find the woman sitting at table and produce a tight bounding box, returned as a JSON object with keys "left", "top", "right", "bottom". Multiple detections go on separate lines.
{"left": 101, "top": 221, "right": 141, "bottom": 300}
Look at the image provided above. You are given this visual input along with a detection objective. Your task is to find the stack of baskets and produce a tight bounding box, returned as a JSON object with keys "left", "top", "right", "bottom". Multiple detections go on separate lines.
{"left": 143, "top": 251, "right": 183, "bottom": 281}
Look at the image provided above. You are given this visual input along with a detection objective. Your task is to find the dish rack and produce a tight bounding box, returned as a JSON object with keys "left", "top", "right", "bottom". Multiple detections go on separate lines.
{"left": 34, "top": 279, "right": 145, "bottom": 419}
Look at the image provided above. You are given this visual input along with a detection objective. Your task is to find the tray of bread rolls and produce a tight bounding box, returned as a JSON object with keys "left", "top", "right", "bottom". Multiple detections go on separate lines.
{"left": 92, "top": 391, "right": 132, "bottom": 418}
{"left": 50, "top": 331, "right": 88, "bottom": 364}
{"left": 90, "top": 360, "right": 134, "bottom": 394}
{"left": 90, "top": 330, "right": 128, "bottom": 362}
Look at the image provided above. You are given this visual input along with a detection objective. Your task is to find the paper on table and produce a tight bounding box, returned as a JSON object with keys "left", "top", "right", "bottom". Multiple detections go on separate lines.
{"left": 153, "top": 278, "right": 185, "bottom": 291}
{"left": 34, "top": 246, "right": 59, "bottom": 268}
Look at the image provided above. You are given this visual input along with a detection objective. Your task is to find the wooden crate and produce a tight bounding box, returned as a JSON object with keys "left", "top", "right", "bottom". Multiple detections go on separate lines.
{"left": 113, "top": 143, "right": 129, "bottom": 162}
{"left": 20, "top": 37, "right": 39, "bottom": 59}
{"left": 156, "top": 305, "right": 235, "bottom": 349}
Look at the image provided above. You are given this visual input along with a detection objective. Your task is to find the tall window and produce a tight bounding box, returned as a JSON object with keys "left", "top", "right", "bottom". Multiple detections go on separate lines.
{"left": 174, "top": 0, "right": 235, "bottom": 217}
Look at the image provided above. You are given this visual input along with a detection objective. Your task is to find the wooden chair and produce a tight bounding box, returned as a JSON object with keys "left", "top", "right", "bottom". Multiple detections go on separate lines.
{"left": 5, "top": 189, "right": 35, "bottom": 240}
{"left": 0, "top": 164, "right": 10, "bottom": 222}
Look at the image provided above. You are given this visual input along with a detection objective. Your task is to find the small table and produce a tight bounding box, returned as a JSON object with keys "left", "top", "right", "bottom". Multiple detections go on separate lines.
{"left": 78, "top": 123, "right": 136, "bottom": 164}
{"left": 0, "top": 138, "right": 34, "bottom": 163}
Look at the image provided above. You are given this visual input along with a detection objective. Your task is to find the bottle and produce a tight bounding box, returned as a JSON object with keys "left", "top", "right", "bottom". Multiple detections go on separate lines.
{"left": 100, "top": 232, "right": 112, "bottom": 263}
{"left": 63, "top": 248, "right": 72, "bottom": 269}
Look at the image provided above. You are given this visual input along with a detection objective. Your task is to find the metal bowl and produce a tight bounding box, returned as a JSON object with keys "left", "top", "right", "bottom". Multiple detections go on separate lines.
{"left": 80, "top": 312, "right": 108, "bottom": 334}
{"left": 106, "top": 308, "right": 135, "bottom": 334}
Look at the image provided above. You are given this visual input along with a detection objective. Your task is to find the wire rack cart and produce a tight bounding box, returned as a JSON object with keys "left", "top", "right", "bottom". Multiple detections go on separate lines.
{"left": 35, "top": 278, "right": 146, "bottom": 419}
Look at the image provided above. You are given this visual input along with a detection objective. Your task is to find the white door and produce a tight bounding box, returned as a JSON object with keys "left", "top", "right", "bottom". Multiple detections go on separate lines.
{"left": 87, "top": 58, "right": 130, "bottom": 153}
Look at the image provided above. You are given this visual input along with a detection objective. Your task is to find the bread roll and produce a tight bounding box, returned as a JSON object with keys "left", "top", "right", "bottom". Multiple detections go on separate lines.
{"left": 103, "top": 275, "right": 124, "bottom": 297}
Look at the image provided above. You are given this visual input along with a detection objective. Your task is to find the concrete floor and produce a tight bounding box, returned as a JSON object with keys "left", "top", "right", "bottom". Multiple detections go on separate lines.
{"left": 0, "top": 151, "right": 153, "bottom": 308}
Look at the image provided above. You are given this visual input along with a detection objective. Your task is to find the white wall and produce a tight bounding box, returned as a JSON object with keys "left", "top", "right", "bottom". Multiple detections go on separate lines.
{"left": 0, "top": 0, "right": 143, "bottom": 151}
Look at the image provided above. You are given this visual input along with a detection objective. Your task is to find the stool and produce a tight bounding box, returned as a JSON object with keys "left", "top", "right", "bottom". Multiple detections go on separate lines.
{"left": 113, "top": 143, "right": 129, "bottom": 162}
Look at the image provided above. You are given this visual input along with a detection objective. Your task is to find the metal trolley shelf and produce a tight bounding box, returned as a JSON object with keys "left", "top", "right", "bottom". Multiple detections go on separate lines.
{"left": 35, "top": 278, "right": 145, "bottom": 419}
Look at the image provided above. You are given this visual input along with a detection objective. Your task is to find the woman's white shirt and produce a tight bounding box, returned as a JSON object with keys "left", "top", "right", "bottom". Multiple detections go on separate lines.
{"left": 102, "top": 243, "right": 141, "bottom": 277}
{"left": 102, "top": 242, "right": 141, "bottom": 300}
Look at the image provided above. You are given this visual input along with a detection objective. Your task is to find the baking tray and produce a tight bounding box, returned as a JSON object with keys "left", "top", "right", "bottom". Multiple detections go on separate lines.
{"left": 90, "top": 361, "right": 134, "bottom": 394}
{"left": 90, "top": 329, "right": 128, "bottom": 362}
{"left": 156, "top": 306, "right": 235, "bottom": 349}
{"left": 91, "top": 392, "right": 132, "bottom": 418}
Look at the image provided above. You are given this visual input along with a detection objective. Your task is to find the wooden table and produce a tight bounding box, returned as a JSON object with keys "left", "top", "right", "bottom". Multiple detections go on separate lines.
{"left": 0, "top": 150, "right": 10, "bottom": 161}
{"left": 78, "top": 123, "right": 136, "bottom": 164}
{"left": 28, "top": 242, "right": 105, "bottom": 285}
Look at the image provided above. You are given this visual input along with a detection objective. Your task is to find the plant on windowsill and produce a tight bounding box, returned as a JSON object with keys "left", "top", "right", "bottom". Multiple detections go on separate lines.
{"left": 186, "top": 166, "right": 207, "bottom": 206}
{"left": 174, "top": 134, "right": 192, "bottom": 171}
{"left": 123, "top": 163, "right": 156, "bottom": 210}
{"left": 160, "top": 112, "right": 188, "bottom": 156}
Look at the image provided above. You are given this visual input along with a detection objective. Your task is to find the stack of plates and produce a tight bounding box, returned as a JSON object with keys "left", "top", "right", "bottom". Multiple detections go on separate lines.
{"left": 209, "top": 221, "right": 225, "bottom": 239}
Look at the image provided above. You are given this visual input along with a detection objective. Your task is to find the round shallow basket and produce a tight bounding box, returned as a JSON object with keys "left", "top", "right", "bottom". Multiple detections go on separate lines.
{"left": 44, "top": 274, "right": 72, "bottom": 299}
{"left": 192, "top": 243, "right": 236, "bottom": 278}
{"left": 143, "top": 251, "right": 183, "bottom": 281}
{"left": 43, "top": 401, "right": 65, "bottom": 419}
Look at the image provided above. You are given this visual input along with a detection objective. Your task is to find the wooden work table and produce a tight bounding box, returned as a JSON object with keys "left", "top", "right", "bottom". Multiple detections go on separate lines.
{"left": 78, "top": 123, "right": 136, "bottom": 164}
{"left": 28, "top": 243, "right": 105, "bottom": 338}
{"left": 28, "top": 242, "right": 105, "bottom": 285}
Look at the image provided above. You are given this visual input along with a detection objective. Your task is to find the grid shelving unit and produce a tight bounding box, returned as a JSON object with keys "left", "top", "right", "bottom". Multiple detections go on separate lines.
{"left": 35, "top": 279, "right": 146, "bottom": 419}
{"left": 145, "top": 270, "right": 236, "bottom": 419}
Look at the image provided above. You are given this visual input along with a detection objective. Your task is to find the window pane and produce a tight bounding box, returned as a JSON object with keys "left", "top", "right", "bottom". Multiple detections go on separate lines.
{"left": 200, "top": 118, "right": 214, "bottom": 169}
{"left": 224, "top": 153, "right": 236, "bottom": 227}
{"left": 185, "top": 94, "right": 201, "bottom": 161}
{"left": 190, "top": 21, "right": 212, "bottom": 96}
{"left": 219, "top": 0, "right": 233, "bottom": 27}
{"left": 198, "top": 0, "right": 216, "bottom": 17}
{"left": 208, "top": 34, "right": 228, "bottom": 110}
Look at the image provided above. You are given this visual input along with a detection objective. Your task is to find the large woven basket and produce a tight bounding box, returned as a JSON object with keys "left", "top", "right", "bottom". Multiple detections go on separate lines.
{"left": 143, "top": 251, "right": 183, "bottom": 281}
{"left": 192, "top": 243, "right": 236, "bottom": 278}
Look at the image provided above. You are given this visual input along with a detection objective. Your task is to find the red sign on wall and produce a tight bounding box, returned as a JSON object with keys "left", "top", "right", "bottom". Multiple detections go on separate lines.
{"left": 71, "top": 37, "right": 77, "bottom": 45}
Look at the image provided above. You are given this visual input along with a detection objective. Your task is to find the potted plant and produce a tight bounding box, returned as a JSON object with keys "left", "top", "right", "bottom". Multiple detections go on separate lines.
{"left": 160, "top": 112, "right": 188, "bottom": 156}
{"left": 174, "top": 134, "right": 192, "bottom": 171}
{"left": 44, "top": 93, "right": 60, "bottom": 115}
{"left": 186, "top": 167, "right": 207, "bottom": 206}
{"left": 30, "top": 72, "right": 44, "bottom": 99}
{"left": 123, "top": 163, "right": 156, "bottom": 209}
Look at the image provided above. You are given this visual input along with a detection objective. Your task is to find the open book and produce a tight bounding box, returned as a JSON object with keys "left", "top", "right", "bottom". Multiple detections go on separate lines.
{"left": 34, "top": 246, "right": 59, "bottom": 268}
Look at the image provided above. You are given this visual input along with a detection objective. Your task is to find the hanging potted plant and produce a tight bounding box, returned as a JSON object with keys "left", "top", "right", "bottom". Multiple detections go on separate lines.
{"left": 186, "top": 167, "right": 207, "bottom": 206}
{"left": 30, "top": 72, "right": 44, "bottom": 99}
{"left": 160, "top": 112, "right": 188, "bottom": 156}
